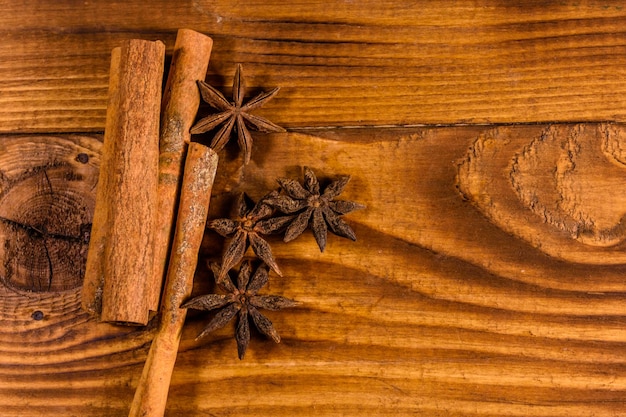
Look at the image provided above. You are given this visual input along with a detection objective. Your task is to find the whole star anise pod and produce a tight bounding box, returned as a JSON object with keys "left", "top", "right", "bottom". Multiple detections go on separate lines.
{"left": 190, "top": 64, "right": 285, "bottom": 165}
{"left": 182, "top": 260, "right": 297, "bottom": 360}
{"left": 267, "top": 167, "right": 365, "bottom": 252}
{"left": 208, "top": 192, "right": 291, "bottom": 281}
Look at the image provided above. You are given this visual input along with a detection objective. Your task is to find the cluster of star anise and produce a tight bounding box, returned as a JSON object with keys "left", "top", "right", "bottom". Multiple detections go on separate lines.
{"left": 185, "top": 65, "right": 364, "bottom": 359}
{"left": 184, "top": 167, "right": 364, "bottom": 359}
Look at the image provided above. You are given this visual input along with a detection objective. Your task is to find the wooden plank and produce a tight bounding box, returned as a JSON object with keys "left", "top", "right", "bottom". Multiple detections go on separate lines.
{"left": 1, "top": 127, "right": 626, "bottom": 416}
{"left": 3, "top": 1, "right": 626, "bottom": 132}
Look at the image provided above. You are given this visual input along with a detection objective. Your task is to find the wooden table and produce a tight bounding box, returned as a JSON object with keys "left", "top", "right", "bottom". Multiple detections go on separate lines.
{"left": 2, "top": 1, "right": 626, "bottom": 415}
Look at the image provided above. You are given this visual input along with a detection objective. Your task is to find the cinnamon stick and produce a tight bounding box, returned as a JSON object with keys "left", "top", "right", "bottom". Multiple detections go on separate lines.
{"left": 82, "top": 39, "right": 165, "bottom": 325}
{"left": 150, "top": 29, "right": 213, "bottom": 312}
{"left": 81, "top": 46, "right": 121, "bottom": 316}
{"left": 128, "top": 142, "right": 218, "bottom": 417}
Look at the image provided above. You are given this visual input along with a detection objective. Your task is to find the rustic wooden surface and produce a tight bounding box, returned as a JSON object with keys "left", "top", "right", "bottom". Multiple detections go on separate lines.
{"left": 4, "top": 0, "right": 626, "bottom": 132}
{"left": 2, "top": 1, "right": 626, "bottom": 416}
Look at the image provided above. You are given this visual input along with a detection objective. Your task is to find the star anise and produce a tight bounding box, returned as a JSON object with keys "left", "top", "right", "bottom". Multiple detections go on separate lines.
{"left": 266, "top": 167, "right": 365, "bottom": 252}
{"left": 190, "top": 64, "right": 285, "bottom": 165}
{"left": 208, "top": 192, "right": 291, "bottom": 281}
{"left": 182, "top": 260, "right": 297, "bottom": 360}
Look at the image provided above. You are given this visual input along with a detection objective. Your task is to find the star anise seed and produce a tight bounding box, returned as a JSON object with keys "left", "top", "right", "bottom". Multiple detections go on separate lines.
{"left": 208, "top": 192, "right": 290, "bottom": 281}
{"left": 181, "top": 260, "right": 297, "bottom": 360}
{"left": 266, "top": 167, "right": 365, "bottom": 252}
{"left": 190, "top": 64, "right": 285, "bottom": 165}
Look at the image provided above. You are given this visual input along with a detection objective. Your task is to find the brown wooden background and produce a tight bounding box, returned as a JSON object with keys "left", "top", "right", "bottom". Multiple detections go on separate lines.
{"left": 2, "top": 1, "right": 626, "bottom": 416}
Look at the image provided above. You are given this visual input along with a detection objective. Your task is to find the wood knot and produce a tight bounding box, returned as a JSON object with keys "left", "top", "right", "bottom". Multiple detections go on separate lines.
{"left": 0, "top": 136, "right": 100, "bottom": 292}
{"left": 456, "top": 124, "right": 626, "bottom": 265}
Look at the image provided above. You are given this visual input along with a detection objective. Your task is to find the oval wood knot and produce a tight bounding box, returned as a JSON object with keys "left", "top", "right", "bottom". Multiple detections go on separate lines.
{"left": 457, "top": 124, "right": 626, "bottom": 264}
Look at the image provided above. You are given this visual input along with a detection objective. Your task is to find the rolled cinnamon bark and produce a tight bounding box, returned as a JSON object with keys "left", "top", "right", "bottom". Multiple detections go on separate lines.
{"left": 82, "top": 39, "right": 165, "bottom": 325}
{"left": 151, "top": 29, "right": 213, "bottom": 313}
{"left": 128, "top": 142, "right": 218, "bottom": 417}
{"left": 81, "top": 46, "right": 121, "bottom": 316}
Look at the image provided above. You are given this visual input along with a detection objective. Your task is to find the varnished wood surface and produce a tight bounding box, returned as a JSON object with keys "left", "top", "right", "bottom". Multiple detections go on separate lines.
{"left": 2, "top": 128, "right": 626, "bottom": 416}
{"left": 3, "top": 1, "right": 626, "bottom": 132}
{"left": 3, "top": 1, "right": 626, "bottom": 415}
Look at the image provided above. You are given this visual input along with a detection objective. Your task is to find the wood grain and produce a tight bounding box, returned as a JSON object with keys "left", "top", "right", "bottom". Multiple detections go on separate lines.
{"left": 2, "top": 128, "right": 626, "bottom": 416}
{"left": 3, "top": 1, "right": 626, "bottom": 132}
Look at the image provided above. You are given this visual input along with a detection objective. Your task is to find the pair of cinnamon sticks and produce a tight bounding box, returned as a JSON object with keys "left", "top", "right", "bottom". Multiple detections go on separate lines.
{"left": 80, "top": 29, "right": 218, "bottom": 417}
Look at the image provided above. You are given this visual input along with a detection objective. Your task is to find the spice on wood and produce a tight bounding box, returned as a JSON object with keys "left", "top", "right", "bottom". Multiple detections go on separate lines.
{"left": 208, "top": 192, "right": 292, "bottom": 282}
{"left": 182, "top": 260, "right": 297, "bottom": 360}
{"left": 266, "top": 166, "right": 365, "bottom": 252}
{"left": 82, "top": 39, "right": 165, "bottom": 325}
{"left": 190, "top": 64, "right": 285, "bottom": 165}
{"left": 128, "top": 142, "right": 218, "bottom": 417}
{"left": 153, "top": 29, "right": 213, "bottom": 313}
